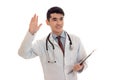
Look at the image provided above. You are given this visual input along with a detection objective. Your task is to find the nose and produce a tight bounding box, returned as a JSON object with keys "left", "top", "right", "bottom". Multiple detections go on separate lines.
{"left": 57, "top": 20, "right": 62, "bottom": 25}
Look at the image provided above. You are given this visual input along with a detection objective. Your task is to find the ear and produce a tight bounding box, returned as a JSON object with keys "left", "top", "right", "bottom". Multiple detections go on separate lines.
{"left": 46, "top": 19, "right": 49, "bottom": 25}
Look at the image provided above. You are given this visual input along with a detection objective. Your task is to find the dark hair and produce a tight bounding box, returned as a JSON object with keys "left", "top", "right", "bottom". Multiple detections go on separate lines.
{"left": 47, "top": 6, "right": 65, "bottom": 20}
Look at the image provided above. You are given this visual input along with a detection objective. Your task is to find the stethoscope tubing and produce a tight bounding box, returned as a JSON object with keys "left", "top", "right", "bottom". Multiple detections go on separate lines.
{"left": 46, "top": 32, "right": 72, "bottom": 63}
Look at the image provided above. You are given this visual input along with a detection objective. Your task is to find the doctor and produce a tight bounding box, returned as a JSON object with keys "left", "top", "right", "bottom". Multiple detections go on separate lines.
{"left": 18, "top": 6, "right": 87, "bottom": 80}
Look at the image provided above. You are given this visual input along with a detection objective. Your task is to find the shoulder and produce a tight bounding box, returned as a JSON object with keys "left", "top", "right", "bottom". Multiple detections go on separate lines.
{"left": 69, "top": 34, "right": 80, "bottom": 41}
{"left": 68, "top": 33, "right": 84, "bottom": 45}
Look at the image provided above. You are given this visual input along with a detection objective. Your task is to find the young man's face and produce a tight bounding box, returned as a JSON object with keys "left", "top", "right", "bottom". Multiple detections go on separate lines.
{"left": 46, "top": 13, "right": 64, "bottom": 35}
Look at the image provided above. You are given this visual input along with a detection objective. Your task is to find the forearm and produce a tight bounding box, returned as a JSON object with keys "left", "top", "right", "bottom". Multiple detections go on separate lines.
{"left": 18, "top": 31, "right": 36, "bottom": 59}
{"left": 77, "top": 39, "right": 88, "bottom": 72}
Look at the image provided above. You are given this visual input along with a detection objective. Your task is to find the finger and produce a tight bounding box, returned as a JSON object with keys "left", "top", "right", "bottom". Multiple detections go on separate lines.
{"left": 73, "top": 65, "right": 78, "bottom": 71}
{"left": 76, "top": 65, "right": 81, "bottom": 70}
{"left": 34, "top": 23, "right": 42, "bottom": 33}
{"left": 33, "top": 14, "right": 38, "bottom": 26}
{"left": 38, "top": 23, "right": 42, "bottom": 29}
{"left": 30, "top": 14, "right": 36, "bottom": 24}
{"left": 34, "top": 14, "right": 36, "bottom": 18}
{"left": 76, "top": 65, "right": 80, "bottom": 69}
{"left": 30, "top": 18, "right": 33, "bottom": 24}
{"left": 33, "top": 14, "right": 36, "bottom": 22}
{"left": 30, "top": 18, "right": 34, "bottom": 27}
{"left": 35, "top": 15, "right": 38, "bottom": 25}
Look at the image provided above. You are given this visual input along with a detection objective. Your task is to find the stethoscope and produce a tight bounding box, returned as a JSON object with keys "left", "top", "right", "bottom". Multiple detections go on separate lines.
{"left": 46, "top": 32, "right": 73, "bottom": 63}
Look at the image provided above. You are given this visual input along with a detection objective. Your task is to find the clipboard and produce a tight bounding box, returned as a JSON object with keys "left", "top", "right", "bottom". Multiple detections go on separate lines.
{"left": 79, "top": 49, "right": 95, "bottom": 65}
{"left": 68, "top": 49, "right": 96, "bottom": 74}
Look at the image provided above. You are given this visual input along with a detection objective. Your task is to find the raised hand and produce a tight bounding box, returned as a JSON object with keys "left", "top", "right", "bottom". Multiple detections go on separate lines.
{"left": 29, "top": 14, "right": 42, "bottom": 35}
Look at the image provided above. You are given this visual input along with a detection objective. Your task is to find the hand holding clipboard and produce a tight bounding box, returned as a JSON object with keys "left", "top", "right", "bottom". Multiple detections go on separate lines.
{"left": 68, "top": 49, "right": 96, "bottom": 74}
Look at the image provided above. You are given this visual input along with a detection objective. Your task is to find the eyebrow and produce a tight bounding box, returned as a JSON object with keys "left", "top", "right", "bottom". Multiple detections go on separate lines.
{"left": 52, "top": 17, "right": 64, "bottom": 20}
{"left": 52, "top": 18, "right": 57, "bottom": 20}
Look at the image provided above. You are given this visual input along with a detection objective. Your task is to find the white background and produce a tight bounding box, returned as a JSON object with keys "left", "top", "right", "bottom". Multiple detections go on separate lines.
{"left": 0, "top": 0, "right": 120, "bottom": 80}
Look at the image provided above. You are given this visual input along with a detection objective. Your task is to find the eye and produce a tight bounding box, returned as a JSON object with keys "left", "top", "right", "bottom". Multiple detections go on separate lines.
{"left": 52, "top": 18, "right": 57, "bottom": 21}
{"left": 60, "top": 17, "right": 63, "bottom": 21}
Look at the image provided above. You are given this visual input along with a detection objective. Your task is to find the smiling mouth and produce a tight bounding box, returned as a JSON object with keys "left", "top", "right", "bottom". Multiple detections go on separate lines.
{"left": 56, "top": 26, "right": 62, "bottom": 29}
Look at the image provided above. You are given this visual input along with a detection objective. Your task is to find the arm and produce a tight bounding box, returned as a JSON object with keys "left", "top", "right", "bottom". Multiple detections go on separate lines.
{"left": 73, "top": 38, "right": 87, "bottom": 72}
{"left": 18, "top": 14, "right": 42, "bottom": 59}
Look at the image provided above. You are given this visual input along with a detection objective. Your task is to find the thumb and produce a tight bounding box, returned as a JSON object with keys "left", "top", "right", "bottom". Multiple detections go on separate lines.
{"left": 38, "top": 23, "right": 42, "bottom": 29}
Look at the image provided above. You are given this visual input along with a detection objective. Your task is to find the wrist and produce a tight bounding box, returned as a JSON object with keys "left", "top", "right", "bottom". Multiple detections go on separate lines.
{"left": 29, "top": 29, "right": 35, "bottom": 35}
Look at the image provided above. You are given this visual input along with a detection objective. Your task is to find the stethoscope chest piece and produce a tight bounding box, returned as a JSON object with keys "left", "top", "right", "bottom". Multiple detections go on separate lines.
{"left": 70, "top": 45, "right": 73, "bottom": 50}
{"left": 48, "top": 60, "right": 56, "bottom": 63}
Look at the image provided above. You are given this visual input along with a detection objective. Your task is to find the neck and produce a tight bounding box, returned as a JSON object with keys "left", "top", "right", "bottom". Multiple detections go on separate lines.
{"left": 52, "top": 31, "right": 63, "bottom": 36}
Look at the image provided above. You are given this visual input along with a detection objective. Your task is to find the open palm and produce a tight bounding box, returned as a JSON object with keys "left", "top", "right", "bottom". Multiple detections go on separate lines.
{"left": 29, "top": 14, "right": 42, "bottom": 35}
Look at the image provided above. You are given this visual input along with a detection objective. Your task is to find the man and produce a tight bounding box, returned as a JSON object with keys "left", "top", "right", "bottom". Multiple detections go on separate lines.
{"left": 18, "top": 6, "right": 87, "bottom": 80}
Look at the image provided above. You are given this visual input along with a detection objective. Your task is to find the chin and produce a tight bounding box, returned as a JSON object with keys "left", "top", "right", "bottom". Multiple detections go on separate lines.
{"left": 57, "top": 29, "right": 63, "bottom": 33}
{"left": 53, "top": 30, "right": 63, "bottom": 35}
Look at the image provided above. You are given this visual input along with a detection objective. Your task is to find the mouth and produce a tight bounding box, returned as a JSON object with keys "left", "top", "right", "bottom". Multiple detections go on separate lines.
{"left": 56, "top": 26, "right": 62, "bottom": 29}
